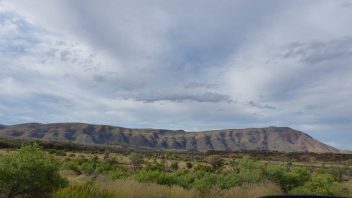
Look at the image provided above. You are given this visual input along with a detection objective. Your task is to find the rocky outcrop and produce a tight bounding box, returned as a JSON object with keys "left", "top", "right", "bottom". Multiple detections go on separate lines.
{"left": 0, "top": 123, "right": 339, "bottom": 153}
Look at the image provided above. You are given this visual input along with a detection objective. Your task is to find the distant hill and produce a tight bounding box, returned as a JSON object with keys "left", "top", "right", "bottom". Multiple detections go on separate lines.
{"left": 0, "top": 123, "right": 339, "bottom": 153}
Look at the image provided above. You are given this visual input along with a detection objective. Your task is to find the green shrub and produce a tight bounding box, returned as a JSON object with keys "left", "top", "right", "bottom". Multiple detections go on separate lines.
{"left": 216, "top": 174, "right": 241, "bottom": 189}
{"left": 134, "top": 170, "right": 167, "bottom": 185}
{"left": 304, "top": 173, "right": 335, "bottom": 195}
{"left": 265, "top": 165, "right": 309, "bottom": 192}
{"left": 95, "top": 162, "right": 115, "bottom": 173}
{"left": 0, "top": 143, "right": 68, "bottom": 198}
{"left": 169, "top": 171, "right": 195, "bottom": 188}
{"left": 283, "top": 167, "right": 310, "bottom": 191}
{"left": 237, "top": 156, "right": 264, "bottom": 183}
{"left": 108, "top": 168, "right": 131, "bottom": 180}
{"left": 265, "top": 164, "right": 285, "bottom": 183}
{"left": 62, "top": 160, "right": 82, "bottom": 175}
{"left": 81, "top": 161, "right": 97, "bottom": 175}
{"left": 289, "top": 173, "right": 347, "bottom": 196}
{"left": 192, "top": 173, "right": 216, "bottom": 191}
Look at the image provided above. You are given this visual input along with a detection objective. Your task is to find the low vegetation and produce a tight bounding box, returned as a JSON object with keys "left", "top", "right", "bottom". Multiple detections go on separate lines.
{"left": 0, "top": 143, "right": 352, "bottom": 197}
{"left": 0, "top": 143, "right": 67, "bottom": 198}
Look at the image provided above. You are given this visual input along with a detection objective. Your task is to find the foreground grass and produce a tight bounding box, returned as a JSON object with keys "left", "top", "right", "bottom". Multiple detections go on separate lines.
{"left": 54, "top": 178, "right": 282, "bottom": 198}
{"left": 54, "top": 184, "right": 115, "bottom": 198}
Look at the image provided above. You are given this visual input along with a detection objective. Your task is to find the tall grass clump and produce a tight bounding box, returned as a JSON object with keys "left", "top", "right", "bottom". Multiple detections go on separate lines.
{"left": 54, "top": 183, "right": 115, "bottom": 198}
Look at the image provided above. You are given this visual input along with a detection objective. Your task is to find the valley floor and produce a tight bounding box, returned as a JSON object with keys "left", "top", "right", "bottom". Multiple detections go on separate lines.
{"left": 1, "top": 143, "right": 352, "bottom": 197}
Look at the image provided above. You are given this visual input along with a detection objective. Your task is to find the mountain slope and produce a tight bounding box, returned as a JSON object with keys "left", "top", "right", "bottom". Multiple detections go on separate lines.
{"left": 0, "top": 123, "right": 339, "bottom": 153}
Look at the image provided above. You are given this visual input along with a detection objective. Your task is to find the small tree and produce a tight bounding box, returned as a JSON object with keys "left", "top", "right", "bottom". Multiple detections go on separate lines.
{"left": 129, "top": 153, "right": 144, "bottom": 171}
{"left": 103, "top": 150, "right": 110, "bottom": 160}
{"left": 169, "top": 161, "right": 179, "bottom": 171}
{"left": 0, "top": 143, "right": 68, "bottom": 198}
{"left": 207, "top": 155, "right": 224, "bottom": 170}
{"left": 186, "top": 161, "right": 193, "bottom": 169}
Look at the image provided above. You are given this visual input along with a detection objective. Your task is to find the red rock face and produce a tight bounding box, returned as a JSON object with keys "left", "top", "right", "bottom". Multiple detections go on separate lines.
{"left": 0, "top": 123, "right": 340, "bottom": 153}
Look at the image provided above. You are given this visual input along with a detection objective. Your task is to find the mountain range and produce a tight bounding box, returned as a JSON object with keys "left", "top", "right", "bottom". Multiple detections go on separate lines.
{"left": 0, "top": 123, "right": 339, "bottom": 153}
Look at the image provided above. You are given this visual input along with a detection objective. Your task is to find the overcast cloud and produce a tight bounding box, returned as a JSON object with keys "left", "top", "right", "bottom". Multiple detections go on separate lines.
{"left": 0, "top": 0, "right": 352, "bottom": 150}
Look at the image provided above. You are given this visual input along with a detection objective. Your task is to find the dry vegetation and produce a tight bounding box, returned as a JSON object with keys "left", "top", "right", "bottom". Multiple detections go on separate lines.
{"left": 1, "top": 141, "right": 352, "bottom": 197}
{"left": 56, "top": 174, "right": 282, "bottom": 198}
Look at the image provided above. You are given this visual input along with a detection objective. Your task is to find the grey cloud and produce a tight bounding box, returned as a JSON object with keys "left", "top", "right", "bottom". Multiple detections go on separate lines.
{"left": 184, "top": 82, "right": 219, "bottom": 89}
{"left": 340, "top": 1, "right": 352, "bottom": 8}
{"left": 130, "top": 92, "right": 234, "bottom": 103}
{"left": 248, "top": 101, "right": 276, "bottom": 110}
{"left": 305, "top": 104, "right": 320, "bottom": 110}
{"left": 93, "top": 75, "right": 107, "bottom": 83}
{"left": 281, "top": 38, "right": 352, "bottom": 64}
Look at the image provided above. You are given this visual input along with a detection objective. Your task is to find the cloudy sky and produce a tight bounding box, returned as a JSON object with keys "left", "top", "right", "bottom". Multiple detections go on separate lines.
{"left": 1, "top": 0, "right": 352, "bottom": 149}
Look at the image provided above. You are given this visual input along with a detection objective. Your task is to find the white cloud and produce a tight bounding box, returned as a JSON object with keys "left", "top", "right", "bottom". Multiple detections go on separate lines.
{"left": 0, "top": 0, "right": 352, "bottom": 149}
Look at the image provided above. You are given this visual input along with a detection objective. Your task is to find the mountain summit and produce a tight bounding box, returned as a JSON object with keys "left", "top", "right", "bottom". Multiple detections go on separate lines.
{"left": 0, "top": 123, "right": 339, "bottom": 153}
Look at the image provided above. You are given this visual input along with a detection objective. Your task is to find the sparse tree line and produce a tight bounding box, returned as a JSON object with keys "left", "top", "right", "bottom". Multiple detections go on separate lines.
{"left": 0, "top": 143, "right": 352, "bottom": 197}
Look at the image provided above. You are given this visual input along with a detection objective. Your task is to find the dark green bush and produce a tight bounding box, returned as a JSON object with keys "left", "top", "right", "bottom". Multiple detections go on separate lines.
{"left": 0, "top": 143, "right": 68, "bottom": 198}
{"left": 207, "top": 155, "right": 224, "bottom": 170}
{"left": 169, "top": 161, "right": 179, "bottom": 171}
{"left": 264, "top": 164, "right": 309, "bottom": 192}
{"left": 185, "top": 162, "right": 193, "bottom": 169}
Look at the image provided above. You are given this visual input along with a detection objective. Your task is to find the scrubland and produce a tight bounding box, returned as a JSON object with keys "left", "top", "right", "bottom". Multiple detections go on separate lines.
{"left": 1, "top": 142, "right": 352, "bottom": 197}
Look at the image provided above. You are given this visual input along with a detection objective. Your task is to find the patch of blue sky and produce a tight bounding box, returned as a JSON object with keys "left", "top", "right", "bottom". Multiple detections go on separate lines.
{"left": 0, "top": 12, "right": 41, "bottom": 56}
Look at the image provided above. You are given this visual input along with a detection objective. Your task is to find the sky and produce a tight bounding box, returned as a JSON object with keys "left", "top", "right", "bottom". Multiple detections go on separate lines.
{"left": 0, "top": 0, "right": 352, "bottom": 150}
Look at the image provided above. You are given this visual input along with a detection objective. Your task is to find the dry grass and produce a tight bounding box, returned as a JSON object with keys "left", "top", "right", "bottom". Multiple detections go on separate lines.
{"left": 97, "top": 179, "right": 281, "bottom": 198}
{"left": 219, "top": 182, "right": 282, "bottom": 198}
{"left": 101, "top": 179, "right": 201, "bottom": 198}
{"left": 60, "top": 173, "right": 282, "bottom": 198}
{"left": 344, "top": 180, "right": 352, "bottom": 193}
